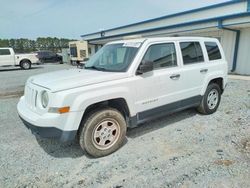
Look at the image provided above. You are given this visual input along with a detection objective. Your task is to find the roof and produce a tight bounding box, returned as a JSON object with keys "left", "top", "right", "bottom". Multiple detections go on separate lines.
{"left": 107, "top": 37, "right": 218, "bottom": 44}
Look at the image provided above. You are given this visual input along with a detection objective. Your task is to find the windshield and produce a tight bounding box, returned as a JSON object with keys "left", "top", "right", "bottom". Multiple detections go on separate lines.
{"left": 85, "top": 42, "right": 141, "bottom": 72}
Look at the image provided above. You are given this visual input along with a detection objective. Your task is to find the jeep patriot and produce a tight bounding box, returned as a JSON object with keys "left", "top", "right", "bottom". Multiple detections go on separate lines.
{"left": 17, "top": 37, "right": 228, "bottom": 157}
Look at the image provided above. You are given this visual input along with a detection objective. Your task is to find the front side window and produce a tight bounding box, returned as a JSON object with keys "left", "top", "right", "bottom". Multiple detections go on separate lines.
{"left": 180, "top": 42, "right": 204, "bottom": 64}
{"left": 0, "top": 49, "right": 11, "bottom": 55}
{"left": 142, "top": 43, "right": 177, "bottom": 69}
{"left": 205, "top": 42, "right": 222, "bottom": 61}
{"left": 85, "top": 42, "right": 140, "bottom": 72}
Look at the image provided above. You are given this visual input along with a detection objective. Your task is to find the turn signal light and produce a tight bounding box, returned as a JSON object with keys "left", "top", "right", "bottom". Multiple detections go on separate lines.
{"left": 49, "top": 106, "right": 70, "bottom": 114}
{"left": 58, "top": 106, "right": 70, "bottom": 114}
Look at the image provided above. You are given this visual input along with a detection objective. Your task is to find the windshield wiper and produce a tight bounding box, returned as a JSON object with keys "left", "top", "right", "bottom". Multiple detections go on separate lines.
{"left": 85, "top": 66, "right": 108, "bottom": 71}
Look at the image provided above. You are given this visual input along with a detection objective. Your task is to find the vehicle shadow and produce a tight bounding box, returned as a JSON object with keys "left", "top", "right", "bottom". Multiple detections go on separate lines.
{"left": 35, "top": 136, "right": 86, "bottom": 158}
{"left": 0, "top": 66, "right": 43, "bottom": 72}
{"left": 127, "top": 108, "right": 197, "bottom": 138}
{"left": 36, "top": 108, "right": 197, "bottom": 159}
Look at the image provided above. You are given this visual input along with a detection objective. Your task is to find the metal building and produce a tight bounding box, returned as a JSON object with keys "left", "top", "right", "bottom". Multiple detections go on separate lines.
{"left": 81, "top": 0, "right": 250, "bottom": 75}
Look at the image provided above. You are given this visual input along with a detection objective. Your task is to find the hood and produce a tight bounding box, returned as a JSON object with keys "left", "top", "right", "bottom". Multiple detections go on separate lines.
{"left": 30, "top": 68, "right": 129, "bottom": 92}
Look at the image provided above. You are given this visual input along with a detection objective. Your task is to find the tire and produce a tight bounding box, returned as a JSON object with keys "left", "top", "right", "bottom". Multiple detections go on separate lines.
{"left": 40, "top": 60, "right": 45, "bottom": 64}
{"left": 76, "top": 61, "right": 81, "bottom": 66}
{"left": 79, "top": 108, "right": 127, "bottom": 157}
{"left": 197, "top": 83, "right": 221, "bottom": 115}
{"left": 71, "top": 61, "right": 77, "bottom": 66}
{"left": 20, "top": 60, "right": 31, "bottom": 70}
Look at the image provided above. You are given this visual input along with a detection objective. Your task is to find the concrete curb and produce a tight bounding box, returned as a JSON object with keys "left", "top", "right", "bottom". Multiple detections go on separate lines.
{"left": 228, "top": 75, "right": 250, "bottom": 81}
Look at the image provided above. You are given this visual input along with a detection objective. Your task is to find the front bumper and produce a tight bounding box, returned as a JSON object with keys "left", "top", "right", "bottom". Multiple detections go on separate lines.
{"left": 20, "top": 116, "right": 77, "bottom": 141}
{"left": 17, "top": 97, "right": 78, "bottom": 142}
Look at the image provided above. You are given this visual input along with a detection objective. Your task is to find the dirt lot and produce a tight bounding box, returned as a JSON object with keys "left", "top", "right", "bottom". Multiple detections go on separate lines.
{"left": 0, "top": 64, "right": 249, "bottom": 188}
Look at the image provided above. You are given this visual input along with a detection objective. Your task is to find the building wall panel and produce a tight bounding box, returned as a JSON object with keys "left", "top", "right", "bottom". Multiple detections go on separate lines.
{"left": 236, "top": 27, "right": 250, "bottom": 75}
{"left": 221, "top": 30, "right": 236, "bottom": 71}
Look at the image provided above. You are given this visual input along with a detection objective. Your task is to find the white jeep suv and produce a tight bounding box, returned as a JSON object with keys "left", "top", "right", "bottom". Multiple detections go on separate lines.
{"left": 17, "top": 37, "right": 228, "bottom": 157}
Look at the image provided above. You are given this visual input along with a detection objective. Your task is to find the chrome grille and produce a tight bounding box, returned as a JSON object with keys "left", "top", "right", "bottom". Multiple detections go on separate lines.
{"left": 25, "top": 85, "right": 38, "bottom": 110}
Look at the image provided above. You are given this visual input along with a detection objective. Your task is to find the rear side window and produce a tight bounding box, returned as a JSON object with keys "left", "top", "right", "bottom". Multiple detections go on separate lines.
{"left": 143, "top": 43, "right": 177, "bottom": 69}
{"left": 0, "top": 49, "right": 10, "bottom": 55}
{"left": 205, "top": 42, "right": 222, "bottom": 61}
{"left": 180, "top": 42, "right": 204, "bottom": 64}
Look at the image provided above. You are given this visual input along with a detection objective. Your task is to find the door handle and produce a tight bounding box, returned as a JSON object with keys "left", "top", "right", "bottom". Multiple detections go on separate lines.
{"left": 170, "top": 74, "right": 180, "bottom": 80}
{"left": 200, "top": 69, "right": 208, "bottom": 73}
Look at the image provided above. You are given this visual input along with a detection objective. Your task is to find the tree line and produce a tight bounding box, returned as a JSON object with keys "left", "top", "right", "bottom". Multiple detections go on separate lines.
{"left": 0, "top": 37, "right": 76, "bottom": 53}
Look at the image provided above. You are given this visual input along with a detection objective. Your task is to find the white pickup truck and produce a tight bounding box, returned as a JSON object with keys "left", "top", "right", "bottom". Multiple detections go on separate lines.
{"left": 17, "top": 37, "right": 228, "bottom": 157}
{"left": 0, "top": 48, "right": 39, "bottom": 70}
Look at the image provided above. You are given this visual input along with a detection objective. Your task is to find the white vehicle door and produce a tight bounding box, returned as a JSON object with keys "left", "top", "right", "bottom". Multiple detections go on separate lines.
{"left": 0, "top": 49, "right": 14, "bottom": 66}
{"left": 176, "top": 41, "right": 208, "bottom": 99}
{"left": 134, "top": 42, "right": 184, "bottom": 121}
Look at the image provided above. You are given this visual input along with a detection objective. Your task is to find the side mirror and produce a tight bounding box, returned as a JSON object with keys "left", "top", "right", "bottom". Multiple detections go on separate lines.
{"left": 137, "top": 60, "right": 153, "bottom": 74}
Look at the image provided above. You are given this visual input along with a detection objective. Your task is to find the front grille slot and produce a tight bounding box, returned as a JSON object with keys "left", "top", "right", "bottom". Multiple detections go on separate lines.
{"left": 25, "top": 85, "right": 38, "bottom": 110}
{"left": 34, "top": 91, "right": 38, "bottom": 107}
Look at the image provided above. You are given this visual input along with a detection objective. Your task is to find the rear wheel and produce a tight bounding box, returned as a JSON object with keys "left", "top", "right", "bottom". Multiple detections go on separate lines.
{"left": 197, "top": 83, "right": 221, "bottom": 114}
{"left": 71, "top": 60, "right": 77, "bottom": 66}
{"left": 20, "top": 60, "right": 31, "bottom": 70}
{"left": 79, "top": 108, "right": 127, "bottom": 157}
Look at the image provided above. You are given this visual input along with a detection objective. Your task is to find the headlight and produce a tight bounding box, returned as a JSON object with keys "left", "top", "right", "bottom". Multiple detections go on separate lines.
{"left": 41, "top": 91, "right": 49, "bottom": 108}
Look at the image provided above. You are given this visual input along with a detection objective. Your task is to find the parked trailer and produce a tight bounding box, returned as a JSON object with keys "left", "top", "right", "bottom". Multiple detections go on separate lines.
{"left": 69, "top": 41, "right": 89, "bottom": 65}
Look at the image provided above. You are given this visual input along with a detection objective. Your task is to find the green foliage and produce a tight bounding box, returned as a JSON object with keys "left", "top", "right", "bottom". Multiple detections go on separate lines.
{"left": 0, "top": 37, "right": 76, "bottom": 53}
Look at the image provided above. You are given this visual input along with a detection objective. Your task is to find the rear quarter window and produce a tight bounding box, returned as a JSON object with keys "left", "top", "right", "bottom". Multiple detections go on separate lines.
{"left": 205, "top": 42, "right": 222, "bottom": 61}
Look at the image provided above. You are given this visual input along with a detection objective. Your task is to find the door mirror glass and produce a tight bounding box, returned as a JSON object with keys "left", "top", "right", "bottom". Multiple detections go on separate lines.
{"left": 137, "top": 60, "right": 153, "bottom": 74}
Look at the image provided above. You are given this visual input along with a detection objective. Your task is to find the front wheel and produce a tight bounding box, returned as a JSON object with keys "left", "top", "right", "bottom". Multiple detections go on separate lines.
{"left": 197, "top": 83, "right": 221, "bottom": 115}
{"left": 79, "top": 108, "right": 127, "bottom": 157}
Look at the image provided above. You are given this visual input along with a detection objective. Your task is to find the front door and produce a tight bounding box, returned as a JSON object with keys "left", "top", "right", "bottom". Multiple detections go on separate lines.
{"left": 134, "top": 42, "right": 183, "bottom": 122}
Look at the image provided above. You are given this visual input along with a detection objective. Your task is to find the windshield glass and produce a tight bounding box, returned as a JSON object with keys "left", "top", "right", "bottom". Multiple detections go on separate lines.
{"left": 85, "top": 42, "right": 141, "bottom": 72}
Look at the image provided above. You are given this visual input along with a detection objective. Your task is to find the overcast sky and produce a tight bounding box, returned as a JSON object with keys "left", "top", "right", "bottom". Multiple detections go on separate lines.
{"left": 0, "top": 0, "right": 229, "bottom": 39}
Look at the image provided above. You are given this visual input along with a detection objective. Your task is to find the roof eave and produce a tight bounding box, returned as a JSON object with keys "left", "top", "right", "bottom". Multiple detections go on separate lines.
{"left": 85, "top": 12, "right": 250, "bottom": 42}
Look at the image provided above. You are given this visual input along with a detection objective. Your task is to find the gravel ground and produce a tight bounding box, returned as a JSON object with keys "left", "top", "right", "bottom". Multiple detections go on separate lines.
{"left": 0, "top": 65, "right": 249, "bottom": 188}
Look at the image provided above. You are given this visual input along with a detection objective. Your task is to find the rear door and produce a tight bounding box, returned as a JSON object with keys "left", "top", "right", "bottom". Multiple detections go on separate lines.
{"left": 176, "top": 41, "right": 208, "bottom": 100}
{"left": 0, "top": 49, "right": 13, "bottom": 66}
{"left": 204, "top": 41, "right": 226, "bottom": 75}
